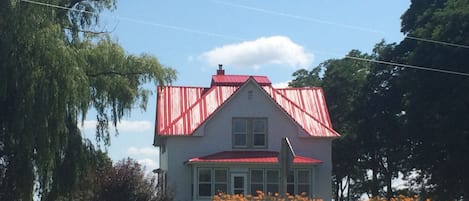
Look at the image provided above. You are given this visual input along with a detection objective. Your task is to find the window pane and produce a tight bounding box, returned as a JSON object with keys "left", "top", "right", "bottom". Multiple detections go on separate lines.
{"left": 234, "top": 176, "right": 244, "bottom": 188}
{"left": 287, "top": 184, "right": 295, "bottom": 195}
{"left": 251, "top": 170, "right": 263, "bottom": 183}
{"left": 250, "top": 184, "right": 263, "bottom": 195}
{"left": 253, "top": 134, "right": 265, "bottom": 146}
{"left": 266, "top": 184, "right": 279, "bottom": 194}
{"left": 266, "top": 170, "right": 278, "bottom": 183}
{"left": 199, "top": 184, "right": 211, "bottom": 196}
{"left": 215, "top": 170, "right": 227, "bottom": 182}
{"left": 234, "top": 134, "right": 246, "bottom": 146}
{"left": 233, "top": 119, "right": 247, "bottom": 132}
{"left": 215, "top": 184, "right": 227, "bottom": 194}
{"left": 234, "top": 189, "right": 244, "bottom": 195}
{"left": 298, "top": 184, "right": 310, "bottom": 195}
{"left": 253, "top": 119, "right": 265, "bottom": 132}
{"left": 298, "top": 170, "right": 310, "bottom": 183}
{"left": 199, "top": 169, "right": 211, "bottom": 182}
{"left": 287, "top": 171, "right": 294, "bottom": 183}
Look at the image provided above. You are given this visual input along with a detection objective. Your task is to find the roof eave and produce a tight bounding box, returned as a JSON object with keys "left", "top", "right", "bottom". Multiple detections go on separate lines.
{"left": 186, "top": 161, "right": 322, "bottom": 165}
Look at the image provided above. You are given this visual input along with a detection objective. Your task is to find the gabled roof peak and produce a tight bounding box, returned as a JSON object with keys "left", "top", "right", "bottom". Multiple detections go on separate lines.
{"left": 211, "top": 74, "right": 271, "bottom": 87}
{"left": 155, "top": 67, "right": 340, "bottom": 138}
{"left": 211, "top": 65, "right": 271, "bottom": 87}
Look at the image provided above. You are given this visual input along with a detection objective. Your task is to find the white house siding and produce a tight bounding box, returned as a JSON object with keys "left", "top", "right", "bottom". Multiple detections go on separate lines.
{"left": 160, "top": 81, "right": 333, "bottom": 201}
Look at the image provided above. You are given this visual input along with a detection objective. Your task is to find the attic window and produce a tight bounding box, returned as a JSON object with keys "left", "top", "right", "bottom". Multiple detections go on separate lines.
{"left": 232, "top": 118, "right": 267, "bottom": 148}
{"left": 248, "top": 90, "right": 253, "bottom": 100}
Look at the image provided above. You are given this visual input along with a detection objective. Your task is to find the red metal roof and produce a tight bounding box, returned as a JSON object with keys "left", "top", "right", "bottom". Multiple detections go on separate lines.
{"left": 157, "top": 86, "right": 237, "bottom": 135}
{"left": 156, "top": 75, "right": 340, "bottom": 138}
{"left": 262, "top": 87, "right": 339, "bottom": 138}
{"left": 187, "top": 151, "right": 322, "bottom": 164}
{"left": 211, "top": 75, "right": 271, "bottom": 86}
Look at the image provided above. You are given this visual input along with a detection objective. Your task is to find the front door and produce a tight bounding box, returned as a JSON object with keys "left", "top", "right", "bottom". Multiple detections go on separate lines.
{"left": 231, "top": 173, "right": 247, "bottom": 195}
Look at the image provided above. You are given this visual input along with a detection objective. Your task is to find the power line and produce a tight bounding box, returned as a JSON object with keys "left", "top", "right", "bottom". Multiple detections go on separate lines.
{"left": 21, "top": 0, "right": 469, "bottom": 77}
{"left": 22, "top": 0, "right": 94, "bottom": 14}
{"left": 213, "top": 0, "right": 469, "bottom": 50}
{"left": 345, "top": 56, "right": 469, "bottom": 77}
{"left": 405, "top": 36, "right": 469, "bottom": 49}
{"left": 20, "top": 0, "right": 244, "bottom": 41}
{"left": 23, "top": 0, "right": 469, "bottom": 50}
{"left": 212, "top": 0, "right": 385, "bottom": 34}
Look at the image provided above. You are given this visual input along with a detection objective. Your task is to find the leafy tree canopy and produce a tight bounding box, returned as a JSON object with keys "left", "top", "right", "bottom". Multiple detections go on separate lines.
{"left": 289, "top": 1, "right": 469, "bottom": 199}
{"left": 0, "top": 0, "right": 176, "bottom": 200}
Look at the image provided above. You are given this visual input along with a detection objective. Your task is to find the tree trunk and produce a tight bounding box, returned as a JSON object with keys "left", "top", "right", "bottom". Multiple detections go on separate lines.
{"left": 371, "top": 152, "right": 380, "bottom": 198}
{"left": 346, "top": 176, "right": 351, "bottom": 201}
{"left": 385, "top": 170, "right": 392, "bottom": 200}
{"left": 334, "top": 178, "right": 340, "bottom": 201}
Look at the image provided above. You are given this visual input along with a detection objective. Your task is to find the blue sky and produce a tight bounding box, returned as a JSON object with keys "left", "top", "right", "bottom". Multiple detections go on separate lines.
{"left": 77, "top": 0, "right": 411, "bottom": 174}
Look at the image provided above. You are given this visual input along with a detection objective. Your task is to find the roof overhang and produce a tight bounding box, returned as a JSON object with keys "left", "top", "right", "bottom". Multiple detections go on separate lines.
{"left": 186, "top": 151, "right": 322, "bottom": 165}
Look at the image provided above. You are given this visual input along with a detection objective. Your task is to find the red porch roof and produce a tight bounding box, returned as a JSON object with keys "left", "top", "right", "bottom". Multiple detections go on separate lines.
{"left": 187, "top": 151, "right": 322, "bottom": 164}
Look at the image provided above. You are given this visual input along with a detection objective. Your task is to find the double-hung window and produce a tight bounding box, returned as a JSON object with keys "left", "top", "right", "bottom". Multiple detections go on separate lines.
{"left": 286, "top": 169, "right": 311, "bottom": 196}
{"left": 249, "top": 169, "right": 279, "bottom": 195}
{"left": 250, "top": 170, "right": 264, "bottom": 195}
{"left": 233, "top": 118, "right": 267, "bottom": 148}
{"left": 198, "top": 168, "right": 228, "bottom": 198}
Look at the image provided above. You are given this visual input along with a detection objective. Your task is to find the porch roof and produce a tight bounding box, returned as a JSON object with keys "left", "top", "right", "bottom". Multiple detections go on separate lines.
{"left": 187, "top": 151, "right": 322, "bottom": 165}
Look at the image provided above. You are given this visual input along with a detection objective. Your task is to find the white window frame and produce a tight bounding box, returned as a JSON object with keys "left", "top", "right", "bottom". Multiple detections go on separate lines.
{"left": 231, "top": 173, "right": 247, "bottom": 195}
{"left": 197, "top": 168, "right": 228, "bottom": 198}
{"left": 232, "top": 118, "right": 267, "bottom": 148}
{"left": 249, "top": 168, "right": 312, "bottom": 197}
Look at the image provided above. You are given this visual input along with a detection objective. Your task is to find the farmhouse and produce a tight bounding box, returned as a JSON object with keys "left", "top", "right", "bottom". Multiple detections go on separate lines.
{"left": 153, "top": 66, "right": 340, "bottom": 201}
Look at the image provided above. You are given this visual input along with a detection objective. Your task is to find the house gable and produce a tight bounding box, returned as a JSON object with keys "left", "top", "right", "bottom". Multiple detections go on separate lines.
{"left": 194, "top": 77, "right": 301, "bottom": 138}
{"left": 155, "top": 75, "right": 340, "bottom": 139}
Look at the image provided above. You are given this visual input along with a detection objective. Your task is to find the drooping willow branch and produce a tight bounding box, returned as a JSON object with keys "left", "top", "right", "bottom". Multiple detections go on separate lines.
{"left": 85, "top": 71, "right": 147, "bottom": 77}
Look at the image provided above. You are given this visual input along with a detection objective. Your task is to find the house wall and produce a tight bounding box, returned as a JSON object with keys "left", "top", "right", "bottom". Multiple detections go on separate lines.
{"left": 161, "top": 82, "right": 333, "bottom": 201}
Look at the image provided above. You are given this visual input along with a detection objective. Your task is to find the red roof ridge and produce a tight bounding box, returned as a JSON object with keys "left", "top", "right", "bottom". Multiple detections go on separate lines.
{"left": 211, "top": 74, "right": 271, "bottom": 87}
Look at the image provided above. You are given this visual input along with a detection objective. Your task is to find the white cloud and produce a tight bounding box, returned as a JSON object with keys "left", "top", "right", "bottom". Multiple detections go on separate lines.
{"left": 273, "top": 81, "right": 291, "bottom": 88}
{"left": 126, "top": 147, "right": 160, "bottom": 174}
{"left": 81, "top": 120, "right": 153, "bottom": 133}
{"left": 127, "top": 146, "right": 159, "bottom": 157}
{"left": 81, "top": 120, "right": 97, "bottom": 130}
{"left": 200, "top": 36, "right": 313, "bottom": 69}
{"left": 137, "top": 158, "right": 158, "bottom": 171}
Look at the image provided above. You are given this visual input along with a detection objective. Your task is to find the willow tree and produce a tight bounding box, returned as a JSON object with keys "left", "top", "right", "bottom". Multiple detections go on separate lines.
{"left": 0, "top": 0, "right": 176, "bottom": 200}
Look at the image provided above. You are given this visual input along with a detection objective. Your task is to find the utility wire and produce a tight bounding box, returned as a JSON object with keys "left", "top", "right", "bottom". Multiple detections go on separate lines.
{"left": 405, "top": 36, "right": 469, "bottom": 49}
{"left": 22, "top": 0, "right": 94, "bottom": 14}
{"left": 23, "top": 0, "right": 469, "bottom": 49}
{"left": 20, "top": 0, "right": 244, "bottom": 41}
{"left": 21, "top": 0, "right": 469, "bottom": 77}
{"left": 345, "top": 56, "right": 469, "bottom": 77}
{"left": 212, "top": 0, "right": 385, "bottom": 34}
{"left": 213, "top": 0, "right": 469, "bottom": 50}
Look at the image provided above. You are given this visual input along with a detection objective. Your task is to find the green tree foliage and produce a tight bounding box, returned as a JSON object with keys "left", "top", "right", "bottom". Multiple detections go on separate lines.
{"left": 289, "top": 50, "right": 372, "bottom": 201}
{"left": 353, "top": 42, "right": 410, "bottom": 199}
{"left": 290, "top": 0, "right": 469, "bottom": 200}
{"left": 75, "top": 158, "right": 170, "bottom": 201}
{"left": 398, "top": 0, "right": 469, "bottom": 199}
{"left": 0, "top": 0, "right": 176, "bottom": 200}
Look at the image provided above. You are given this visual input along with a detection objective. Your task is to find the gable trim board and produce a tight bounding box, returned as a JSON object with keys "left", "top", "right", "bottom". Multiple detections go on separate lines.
{"left": 156, "top": 77, "right": 340, "bottom": 138}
